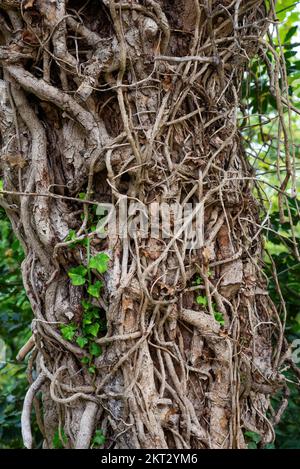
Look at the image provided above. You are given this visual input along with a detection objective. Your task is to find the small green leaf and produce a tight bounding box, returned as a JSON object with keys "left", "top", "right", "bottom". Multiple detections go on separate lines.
{"left": 52, "top": 428, "right": 67, "bottom": 449}
{"left": 89, "top": 253, "right": 110, "bottom": 274}
{"left": 89, "top": 342, "right": 102, "bottom": 357}
{"left": 76, "top": 336, "right": 88, "bottom": 348}
{"left": 193, "top": 276, "right": 203, "bottom": 285}
{"left": 65, "top": 230, "right": 87, "bottom": 247}
{"left": 196, "top": 295, "right": 208, "bottom": 306}
{"left": 82, "top": 299, "right": 93, "bottom": 310}
{"left": 83, "top": 309, "right": 100, "bottom": 326}
{"left": 87, "top": 280, "right": 103, "bottom": 299}
{"left": 78, "top": 192, "right": 86, "bottom": 200}
{"left": 65, "top": 229, "right": 77, "bottom": 241}
{"left": 88, "top": 365, "right": 96, "bottom": 374}
{"left": 92, "top": 429, "right": 106, "bottom": 447}
{"left": 60, "top": 323, "right": 77, "bottom": 341}
{"left": 284, "top": 25, "right": 298, "bottom": 43}
{"left": 83, "top": 313, "right": 93, "bottom": 326}
{"left": 85, "top": 323, "right": 100, "bottom": 337}
{"left": 81, "top": 356, "right": 89, "bottom": 365}
{"left": 214, "top": 312, "right": 225, "bottom": 326}
{"left": 68, "top": 265, "right": 87, "bottom": 286}
{"left": 91, "top": 308, "right": 100, "bottom": 319}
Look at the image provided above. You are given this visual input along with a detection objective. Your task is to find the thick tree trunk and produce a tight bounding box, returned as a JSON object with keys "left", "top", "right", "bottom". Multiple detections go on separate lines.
{"left": 0, "top": 0, "right": 286, "bottom": 449}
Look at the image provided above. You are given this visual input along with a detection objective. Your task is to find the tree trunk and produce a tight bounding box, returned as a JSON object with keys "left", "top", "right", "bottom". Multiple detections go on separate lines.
{"left": 0, "top": 0, "right": 286, "bottom": 449}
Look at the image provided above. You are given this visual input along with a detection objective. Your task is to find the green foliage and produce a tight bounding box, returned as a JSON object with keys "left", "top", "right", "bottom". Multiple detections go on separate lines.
{"left": 264, "top": 203, "right": 300, "bottom": 448}
{"left": 194, "top": 294, "right": 225, "bottom": 326}
{"left": 2, "top": 220, "right": 106, "bottom": 423}
{"left": 64, "top": 230, "right": 88, "bottom": 248}
{"left": 244, "top": 431, "right": 261, "bottom": 449}
{"left": 0, "top": 365, "right": 28, "bottom": 448}
{"left": 76, "top": 336, "right": 88, "bottom": 348}
{"left": 60, "top": 323, "right": 77, "bottom": 341}
{"left": 214, "top": 312, "right": 225, "bottom": 326}
{"left": 89, "top": 253, "right": 110, "bottom": 274}
{"left": 0, "top": 207, "right": 41, "bottom": 448}
{"left": 89, "top": 342, "right": 102, "bottom": 357}
{"left": 192, "top": 275, "right": 203, "bottom": 285}
{"left": 88, "top": 365, "right": 96, "bottom": 374}
{"left": 85, "top": 322, "right": 100, "bottom": 338}
{"left": 68, "top": 265, "right": 87, "bottom": 286}
{"left": 52, "top": 428, "right": 68, "bottom": 449}
{"left": 91, "top": 429, "right": 106, "bottom": 448}
{"left": 240, "top": 0, "right": 300, "bottom": 449}
{"left": 284, "top": 25, "right": 298, "bottom": 43}
{"left": 196, "top": 295, "right": 208, "bottom": 306}
{"left": 63, "top": 248, "right": 109, "bottom": 375}
{"left": 274, "top": 379, "right": 300, "bottom": 448}
{"left": 87, "top": 280, "right": 103, "bottom": 299}
{"left": 244, "top": 431, "right": 275, "bottom": 449}
{"left": 243, "top": 3, "right": 300, "bottom": 124}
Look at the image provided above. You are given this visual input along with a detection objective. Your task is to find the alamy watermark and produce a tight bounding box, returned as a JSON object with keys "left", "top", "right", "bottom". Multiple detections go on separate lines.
{"left": 94, "top": 199, "right": 204, "bottom": 249}
{"left": 291, "top": 339, "right": 300, "bottom": 365}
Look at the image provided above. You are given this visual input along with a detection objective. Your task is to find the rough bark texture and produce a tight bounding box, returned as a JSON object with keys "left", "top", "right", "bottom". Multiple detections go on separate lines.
{"left": 0, "top": 0, "right": 287, "bottom": 449}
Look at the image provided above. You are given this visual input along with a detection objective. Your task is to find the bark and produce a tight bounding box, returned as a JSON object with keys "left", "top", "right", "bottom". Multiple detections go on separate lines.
{"left": 0, "top": 0, "right": 287, "bottom": 449}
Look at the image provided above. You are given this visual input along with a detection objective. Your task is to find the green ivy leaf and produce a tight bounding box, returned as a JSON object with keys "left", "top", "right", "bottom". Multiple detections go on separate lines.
{"left": 85, "top": 323, "right": 100, "bottom": 337}
{"left": 65, "top": 230, "right": 87, "bottom": 248}
{"left": 89, "top": 253, "right": 110, "bottom": 274}
{"left": 60, "top": 323, "right": 77, "bottom": 341}
{"left": 88, "top": 365, "right": 96, "bottom": 374}
{"left": 68, "top": 265, "right": 87, "bottom": 286}
{"left": 81, "top": 356, "right": 89, "bottom": 365}
{"left": 89, "top": 342, "right": 102, "bottom": 357}
{"left": 196, "top": 295, "right": 208, "bottom": 306}
{"left": 193, "top": 276, "right": 203, "bottom": 285}
{"left": 76, "top": 336, "right": 88, "bottom": 348}
{"left": 83, "top": 312, "right": 93, "bottom": 326}
{"left": 92, "top": 429, "right": 106, "bottom": 447}
{"left": 214, "top": 312, "right": 225, "bottom": 326}
{"left": 65, "top": 229, "right": 77, "bottom": 241}
{"left": 87, "top": 280, "right": 103, "bottom": 299}
{"left": 82, "top": 299, "right": 95, "bottom": 311}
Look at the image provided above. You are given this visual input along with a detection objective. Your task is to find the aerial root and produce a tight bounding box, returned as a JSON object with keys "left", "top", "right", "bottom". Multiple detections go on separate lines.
{"left": 75, "top": 402, "right": 98, "bottom": 449}
{"left": 21, "top": 372, "right": 46, "bottom": 449}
